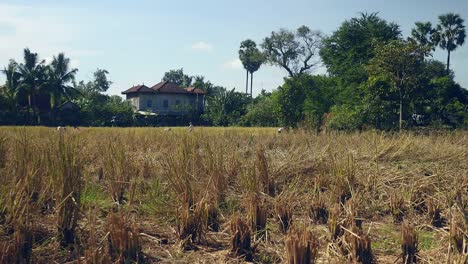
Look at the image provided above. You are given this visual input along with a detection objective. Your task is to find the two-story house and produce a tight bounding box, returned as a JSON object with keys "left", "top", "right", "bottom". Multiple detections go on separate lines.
{"left": 122, "top": 81, "right": 205, "bottom": 115}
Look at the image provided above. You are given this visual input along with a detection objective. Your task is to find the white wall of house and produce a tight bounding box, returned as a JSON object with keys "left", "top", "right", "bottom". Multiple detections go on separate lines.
{"left": 127, "top": 96, "right": 139, "bottom": 109}
{"left": 128, "top": 93, "right": 204, "bottom": 114}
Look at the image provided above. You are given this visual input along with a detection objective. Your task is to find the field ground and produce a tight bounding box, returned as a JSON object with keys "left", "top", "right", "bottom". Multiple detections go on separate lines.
{"left": 0, "top": 127, "right": 467, "bottom": 263}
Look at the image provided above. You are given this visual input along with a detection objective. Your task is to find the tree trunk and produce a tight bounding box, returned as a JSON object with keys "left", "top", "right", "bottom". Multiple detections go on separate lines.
{"left": 399, "top": 89, "right": 403, "bottom": 131}
{"left": 50, "top": 94, "right": 55, "bottom": 124}
{"left": 250, "top": 72, "right": 253, "bottom": 98}
{"left": 446, "top": 49, "right": 451, "bottom": 73}
{"left": 27, "top": 94, "right": 32, "bottom": 124}
{"left": 245, "top": 70, "right": 249, "bottom": 94}
{"left": 32, "top": 92, "right": 39, "bottom": 125}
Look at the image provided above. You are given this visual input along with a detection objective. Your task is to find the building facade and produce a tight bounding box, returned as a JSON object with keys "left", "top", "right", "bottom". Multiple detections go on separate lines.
{"left": 122, "top": 81, "right": 205, "bottom": 115}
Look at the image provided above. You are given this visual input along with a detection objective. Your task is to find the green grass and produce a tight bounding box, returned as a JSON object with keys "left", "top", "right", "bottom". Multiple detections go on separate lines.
{"left": 371, "top": 223, "right": 399, "bottom": 255}
{"left": 81, "top": 183, "right": 113, "bottom": 210}
{"left": 137, "top": 178, "right": 172, "bottom": 219}
{"left": 371, "top": 223, "right": 439, "bottom": 255}
{"left": 418, "top": 229, "right": 438, "bottom": 250}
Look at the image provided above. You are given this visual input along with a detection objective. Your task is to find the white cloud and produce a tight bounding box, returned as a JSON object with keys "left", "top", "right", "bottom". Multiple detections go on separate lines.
{"left": 0, "top": 3, "right": 94, "bottom": 66}
{"left": 191, "top": 41, "right": 213, "bottom": 51}
{"left": 222, "top": 58, "right": 243, "bottom": 70}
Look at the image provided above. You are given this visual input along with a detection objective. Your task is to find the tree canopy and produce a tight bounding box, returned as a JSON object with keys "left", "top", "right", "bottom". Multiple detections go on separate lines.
{"left": 261, "top": 25, "right": 322, "bottom": 77}
{"left": 239, "top": 39, "right": 265, "bottom": 96}
{"left": 366, "top": 40, "right": 427, "bottom": 129}
{"left": 410, "top": 22, "right": 437, "bottom": 50}
{"left": 320, "top": 13, "right": 401, "bottom": 85}
{"left": 434, "top": 13, "right": 466, "bottom": 72}
{"left": 162, "top": 68, "right": 193, "bottom": 87}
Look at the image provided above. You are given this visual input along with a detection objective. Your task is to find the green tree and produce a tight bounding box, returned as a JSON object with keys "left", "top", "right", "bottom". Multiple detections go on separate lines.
{"left": 325, "top": 104, "right": 366, "bottom": 131}
{"left": 239, "top": 39, "right": 265, "bottom": 96}
{"left": 17, "top": 48, "right": 47, "bottom": 124}
{"left": 103, "top": 95, "right": 135, "bottom": 126}
{"left": 75, "top": 69, "right": 112, "bottom": 95}
{"left": 47, "top": 53, "right": 79, "bottom": 109}
{"left": 410, "top": 22, "right": 437, "bottom": 50}
{"left": 162, "top": 68, "right": 193, "bottom": 87}
{"left": 367, "top": 40, "right": 427, "bottom": 130}
{"left": 274, "top": 75, "right": 307, "bottom": 127}
{"left": 363, "top": 75, "right": 399, "bottom": 130}
{"left": 302, "top": 75, "right": 337, "bottom": 131}
{"left": 75, "top": 93, "right": 134, "bottom": 127}
{"left": 204, "top": 88, "right": 250, "bottom": 126}
{"left": 261, "top": 25, "right": 322, "bottom": 77}
{"left": 433, "top": 13, "right": 466, "bottom": 72}
{"left": 240, "top": 91, "right": 280, "bottom": 127}
{"left": 91, "top": 69, "right": 112, "bottom": 92}
{"left": 427, "top": 76, "right": 467, "bottom": 127}
{"left": 273, "top": 74, "right": 336, "bottom": 130}
{"left": 239, "top": 40, "right": 252, "bottom": 94}
{"left": 192, "top": 75, "right": 212, "bottom": 91}
{"left": 1, "top": 60, "right": 21, "bottom": 111}
{"left": 320, "top": 12, "right": 401, "bottom": 85}
{"left": 192, "top": 75, "right": 223, "bottom": 96}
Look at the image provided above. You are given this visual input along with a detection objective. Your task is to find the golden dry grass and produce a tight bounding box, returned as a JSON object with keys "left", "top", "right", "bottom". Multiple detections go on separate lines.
{"left": 0, "top": 127, "right": 466, "bottom": 263}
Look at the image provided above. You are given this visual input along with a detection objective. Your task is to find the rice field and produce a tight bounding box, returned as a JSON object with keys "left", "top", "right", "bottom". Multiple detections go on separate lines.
{"left": 0, "top": 127, "right": 467, "bottom": 263}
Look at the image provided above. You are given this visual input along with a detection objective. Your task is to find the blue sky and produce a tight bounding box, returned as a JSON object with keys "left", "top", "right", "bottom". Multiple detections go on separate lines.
{"left": 0, "top": 0, "right": 467, "bottom": 97}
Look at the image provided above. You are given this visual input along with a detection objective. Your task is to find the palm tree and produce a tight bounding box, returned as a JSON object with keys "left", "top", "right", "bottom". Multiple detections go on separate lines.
{"left": 239, "top": 39, "right": 265, "bottom": 97}
{"left": 410, "top": 22, "right": 437, "bottom": 49}
{"left": 1, "top": 60, "right": 21, "bottom": 111}
{"left": 434, "top": 13, "right": 466, "bottom": 72}
{"left": 247, "top": 50, "right": 264, "bottom": 98}
{"left": 47, "top": 53, "right": 79, "bottom": 109}
{"left": 17, "top": 48, "right": 46, "bottom": 124}
{"left": 239, "top": 40, "right": 254, "bottom": 94}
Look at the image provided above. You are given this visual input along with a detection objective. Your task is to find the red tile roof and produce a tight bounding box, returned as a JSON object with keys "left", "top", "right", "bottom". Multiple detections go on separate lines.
{"left": 121, "top": 84, "right": 153, "bottom": 94}
{"left": 151, "top": 81, "right": 188, "bottom": 94}
{"left": 122, "top": 81, "right": 205, "bottom": 95}
{"left": 184, "top": 87, "right": 206, "bottom": 94}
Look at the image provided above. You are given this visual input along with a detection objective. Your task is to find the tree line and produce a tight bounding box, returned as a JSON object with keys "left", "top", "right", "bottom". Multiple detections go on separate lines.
{"left": 1, "top": 12, "right": 466, "bottom": 129}
{"left": 0, "top": 48, "right": 136, "bottom": 126}
{"left": 230, "top": 12, "right": 467, "bottom": 130}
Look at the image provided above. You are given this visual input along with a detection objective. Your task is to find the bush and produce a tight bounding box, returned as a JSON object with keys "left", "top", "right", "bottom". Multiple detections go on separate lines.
{"left": 326, "top": 104, "right": 365, "bottom": 131}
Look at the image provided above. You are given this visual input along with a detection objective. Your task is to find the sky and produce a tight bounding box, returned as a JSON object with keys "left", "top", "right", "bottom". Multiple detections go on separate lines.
{"left": 0, "top": 0, "right": 467, "bottom": 97}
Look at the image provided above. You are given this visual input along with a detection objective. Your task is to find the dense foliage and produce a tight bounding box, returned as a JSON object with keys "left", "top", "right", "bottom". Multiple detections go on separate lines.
{"left": 250, "top": 12, "right": 467, "bottom": 130}
{"left": 1, "top": 12, "right": 467, "bottom": 129}
{"left": 0, "top": 49, "right": 134, "bottom": 126}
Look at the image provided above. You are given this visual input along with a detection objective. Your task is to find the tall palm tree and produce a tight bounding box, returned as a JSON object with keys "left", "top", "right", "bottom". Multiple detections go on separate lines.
{"left": 239, "top": 39, "right": 265, "bottom": 97}
{"left": 239, "top": 40, "right": 255, "bottom": 94}
{"left": 47, "top": 53, "right": 79, "bottom": 109}
{"left": 1, "top": 60, "right": 21, "bottom": 111}
{"left": 247, "top": 50, "right": 264, "bottom": 98}
{"left": 17, "top": 48, "right": 46, "bottom": 124}
{"left": 434, "top": 13, "right": 466, "bottom": 72}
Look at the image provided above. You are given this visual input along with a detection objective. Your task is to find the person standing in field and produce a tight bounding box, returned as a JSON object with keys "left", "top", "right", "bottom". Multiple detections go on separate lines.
{"left": 188, "top": 122, "right": 194, "bottom": 132}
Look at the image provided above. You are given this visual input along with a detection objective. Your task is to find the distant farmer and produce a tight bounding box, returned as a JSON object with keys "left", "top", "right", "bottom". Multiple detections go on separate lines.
{"left": 110, "top": 116, "right": 117, "bottom": 127}
{"left": 278, "top": 127, "right": 289, "bottom": 134}
{"left": 412, "top": 113, "right": 424, "bottom": 125}
{"left": 187, "top": 122, "right": 194, "bottom": 132}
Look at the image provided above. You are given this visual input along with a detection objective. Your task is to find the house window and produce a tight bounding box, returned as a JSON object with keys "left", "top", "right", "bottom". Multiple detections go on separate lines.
{"left": 175, "top": 99, "right": 180, "bottom": 106}
{"left": 163, "top": 99, "right": 169, "bottom": 109}
{"left": 146, "top": 100, "right": 152, "bottom": 108}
